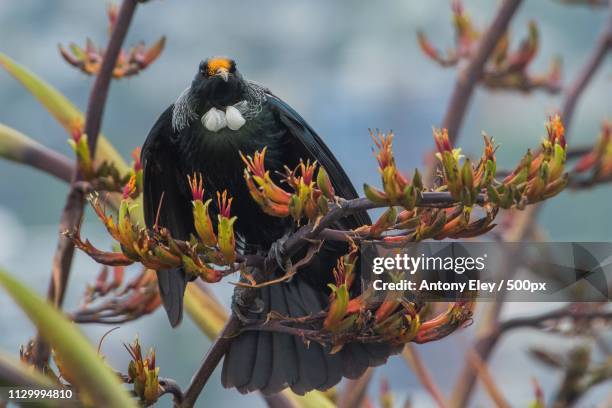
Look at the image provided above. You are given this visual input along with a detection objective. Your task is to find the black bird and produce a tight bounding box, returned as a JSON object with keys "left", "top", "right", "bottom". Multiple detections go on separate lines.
{"left": 141, "top": 57, "right": 398, "bottom": 394}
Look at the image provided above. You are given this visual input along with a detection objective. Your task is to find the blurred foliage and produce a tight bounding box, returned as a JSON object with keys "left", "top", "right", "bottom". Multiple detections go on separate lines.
{"left": 0, "top": 267, "right": 137, "bottom": 407}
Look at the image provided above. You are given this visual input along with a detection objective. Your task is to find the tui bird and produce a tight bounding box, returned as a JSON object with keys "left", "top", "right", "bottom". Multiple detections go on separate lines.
{"left": 141, "top": 57, "right": 398, "bottom": 394}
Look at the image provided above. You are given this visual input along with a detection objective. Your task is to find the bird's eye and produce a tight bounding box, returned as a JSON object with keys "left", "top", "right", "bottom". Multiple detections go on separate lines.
{"left": 198, "top": 62, "right": 208, "bottom": 76}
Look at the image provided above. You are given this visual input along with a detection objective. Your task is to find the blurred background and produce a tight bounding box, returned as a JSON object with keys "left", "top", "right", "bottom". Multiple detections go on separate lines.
{"left": 0, "top": 0, "right": 610, "bottom": 406}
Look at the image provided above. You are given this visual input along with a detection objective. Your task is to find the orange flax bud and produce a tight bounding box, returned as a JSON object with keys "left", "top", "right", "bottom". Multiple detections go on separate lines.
{"left": 323, "top": 283, "right": 349, "bottom": 331}
{"left": 240, "top": 147, "right": 268, "bottom": 179}
{"left": 107, "top": 4, "right": 119, "bottom": 33}
{"left": 507, "top": 21, "right": 539, "bottom": 70}
{"left": 433, "top": 128, "right": 453, "bottom": 153}
{"left": 546, "top": 114, "right": 565, "bottom": 148}
{"left": 262, "top": 181, "right": 292, "bottom": 205}
{"left": 187, "top": 172, "right": 205, "bottom": 202}
{"left": 346, "top": 296, "right": 367, "bottom": 314}
{"left": 417, "top": 31, "right": 439, "bottom": 61}
{"left": 299, "top": 159, "right": 317, "bottom": 186}
{"left": 434, "top": 208, "right": 467, "bottom": 239}
{"left": 242, "top": 149, "right": 292, "bottom": 206}
{"left": 382, "top": 166, "right": 401, "bottom": 201}
{"left": 364, "top": 183, "right": 389, "bottom": 204}
{"left": 243, "top": 171, "right": 266, "bottom": 205}
{"left": 317, "top": 167, "right": 335, "bottom": 199}
{"left": 375, "top": 295, "right": 401, "bottom": 323}
{"left": 303, "top": 195, "right": 319, "bottom": 221}
{"left": 141, "top": 37, "right": 166, "bottom": 67}
{"left": 192, "top": 198, "right": 216, "bottom": 246}
{"left": 216, "top": 191, "right": 237, "bottom": 264}
{"left": 131, "top": 147, "right": 142, "bottom": 172}
{"left": 371, "top": 129, "right": 395, "bottom": 171}
{"left": 415, "top": 302, "right": 473, "bottom": 343}
{"left": 575, "top": 122, "right": 610, "bottom": 173}
{"left": 574, "top": 152, "right": 597, "bottom": 173}
{"left": 370, "top": 207, "right": 398, "bottom": 237}
{"left": 217, "top": 190, "right": 233, "bottom": 219}
{"left": 262, "top": 200, "right": 290, "bottom": 217}
{"left": 122, "top": 174, "right": 137, "bottom": 199}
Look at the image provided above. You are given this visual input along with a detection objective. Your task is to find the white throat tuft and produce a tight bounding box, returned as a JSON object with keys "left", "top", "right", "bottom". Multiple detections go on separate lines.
{"left": 201, "top": 103, "right": 247, "bottom": 132}
{"left": 201, "top": 107, "right": 227, "bottom": 132}
{"left": 225, "top": 105, "right": 246, "bottom": 130}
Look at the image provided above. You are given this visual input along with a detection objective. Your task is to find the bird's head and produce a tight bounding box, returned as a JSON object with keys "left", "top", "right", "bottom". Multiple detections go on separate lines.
{"left": 191, "top": 57, "right": 245, "bottom": 109}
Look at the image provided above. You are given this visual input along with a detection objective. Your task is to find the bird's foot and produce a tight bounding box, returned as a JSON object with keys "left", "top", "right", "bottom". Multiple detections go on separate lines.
{"left": 231, "top": 288, "right": 265, "bottom": 324}
{"left": 268, "top": 232, "right": 292, "bottom": 272}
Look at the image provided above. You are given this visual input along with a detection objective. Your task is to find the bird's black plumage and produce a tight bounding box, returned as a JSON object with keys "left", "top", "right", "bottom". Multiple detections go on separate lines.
{"left": 141, "top": 57, "right": 399, "bottom": 394}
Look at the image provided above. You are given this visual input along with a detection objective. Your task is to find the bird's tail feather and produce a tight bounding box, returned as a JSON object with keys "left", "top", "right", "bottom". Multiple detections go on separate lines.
{"left": 221, "top": 277, "right": 399, "bottom": 395}
{"left": 157, "top": 267, "right": 189, "bottom": 327}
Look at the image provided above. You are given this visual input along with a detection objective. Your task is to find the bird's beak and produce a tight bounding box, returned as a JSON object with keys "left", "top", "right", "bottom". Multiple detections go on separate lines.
{"left": 215, "top": 67, "right": 229, "bottom": 82}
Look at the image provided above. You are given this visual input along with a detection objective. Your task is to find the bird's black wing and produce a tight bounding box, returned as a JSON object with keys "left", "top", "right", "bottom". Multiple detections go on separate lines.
{"left": 265, "top": 93, "right": 371, "bottom": 229}
{"left": 141, "top": 105, "right": 193, "bottom": 326}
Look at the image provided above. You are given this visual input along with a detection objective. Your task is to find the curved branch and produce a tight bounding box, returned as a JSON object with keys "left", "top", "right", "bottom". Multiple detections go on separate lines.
{"left": 497, "top": 306, "right": 612, "bottom": 334}
{"left": 442, "top": 0, "right": 523, "bottom": 143}
{"left": 33, "top": 0, "right": 140, "bottom": 369}
{"left": 402, "top": 345, "right": 449, "bottom": 408}
{"left": 0, "top": 124, "right": 74, "bottom": 182}
{"left": 179, "top": 317, "right": 241, "bottom": 408}
{"left": 561, "top": 5, "right": 612, "bottom": 134}
{"left": 158, "top": 377, "right": 184, "bottom": 406}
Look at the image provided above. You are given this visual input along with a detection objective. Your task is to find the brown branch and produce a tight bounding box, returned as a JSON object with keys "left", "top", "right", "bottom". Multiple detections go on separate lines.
{"left": 442, "top": 0, "right": 523, "bottom": 143}
{"left": 239, "top": 319, "right": 325, "bottom": 342}
{"left": 337, "top": 367, "right": 375, "bottom": 408}
{"left": 567, "top": 173, "right": 612, "bottom": 189}
{"left": 451, "top": 5, "right": 612, "bottom": 405}
{"left": 466, "top": 348, "right": 511, "bottom": 408}
{"left": 32, "top": 0, "right": 140, "bottom": 369}
{"left": 158, "top": 377, "right": 184, "bottom": 406}
{"left": 496, "top": 306, "right": 612, "bottom": 334}
{"left": 179, "top": 316, "right": 241, "bottom": 408}
{"left": 10, "top": 143, "right": 74, "bottom": 183}
{"left": 402, "top": 345, "right": 448, "bottom": 408}
{"left": 550, "top": 346, "right": 592, "bottom": 408}
{"left": 561, "top": 4, "right": 612, "bottom": 135}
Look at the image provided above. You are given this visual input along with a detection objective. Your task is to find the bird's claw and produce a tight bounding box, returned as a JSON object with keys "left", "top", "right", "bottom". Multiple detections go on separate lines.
{"left": 269, "top": 232, "right": 291, "bottom": 272}
{"left": 231, "top": 291, "right": 265, "bottom": 324}
{"left": 231, "top": 301, "right": 250, "bottom": 324}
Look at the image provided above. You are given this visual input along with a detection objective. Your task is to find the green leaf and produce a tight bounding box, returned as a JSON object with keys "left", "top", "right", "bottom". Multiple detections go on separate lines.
{"left": 0, "top": 123, "right": 40, "bottom": 162}
{"left": 293, "top": 392, "right": 336, "bottom": 408}
{"left": 0, "top": 54, "right": 144, "bottom": 223}
{"left": 0, "top": 52, "right": 128, "bottom": 175}
{"left": 0, "top": 123, "right": 73, "bottom": 182}
{"left": 0, "top": 268, "right": 137, "bottom": 408}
